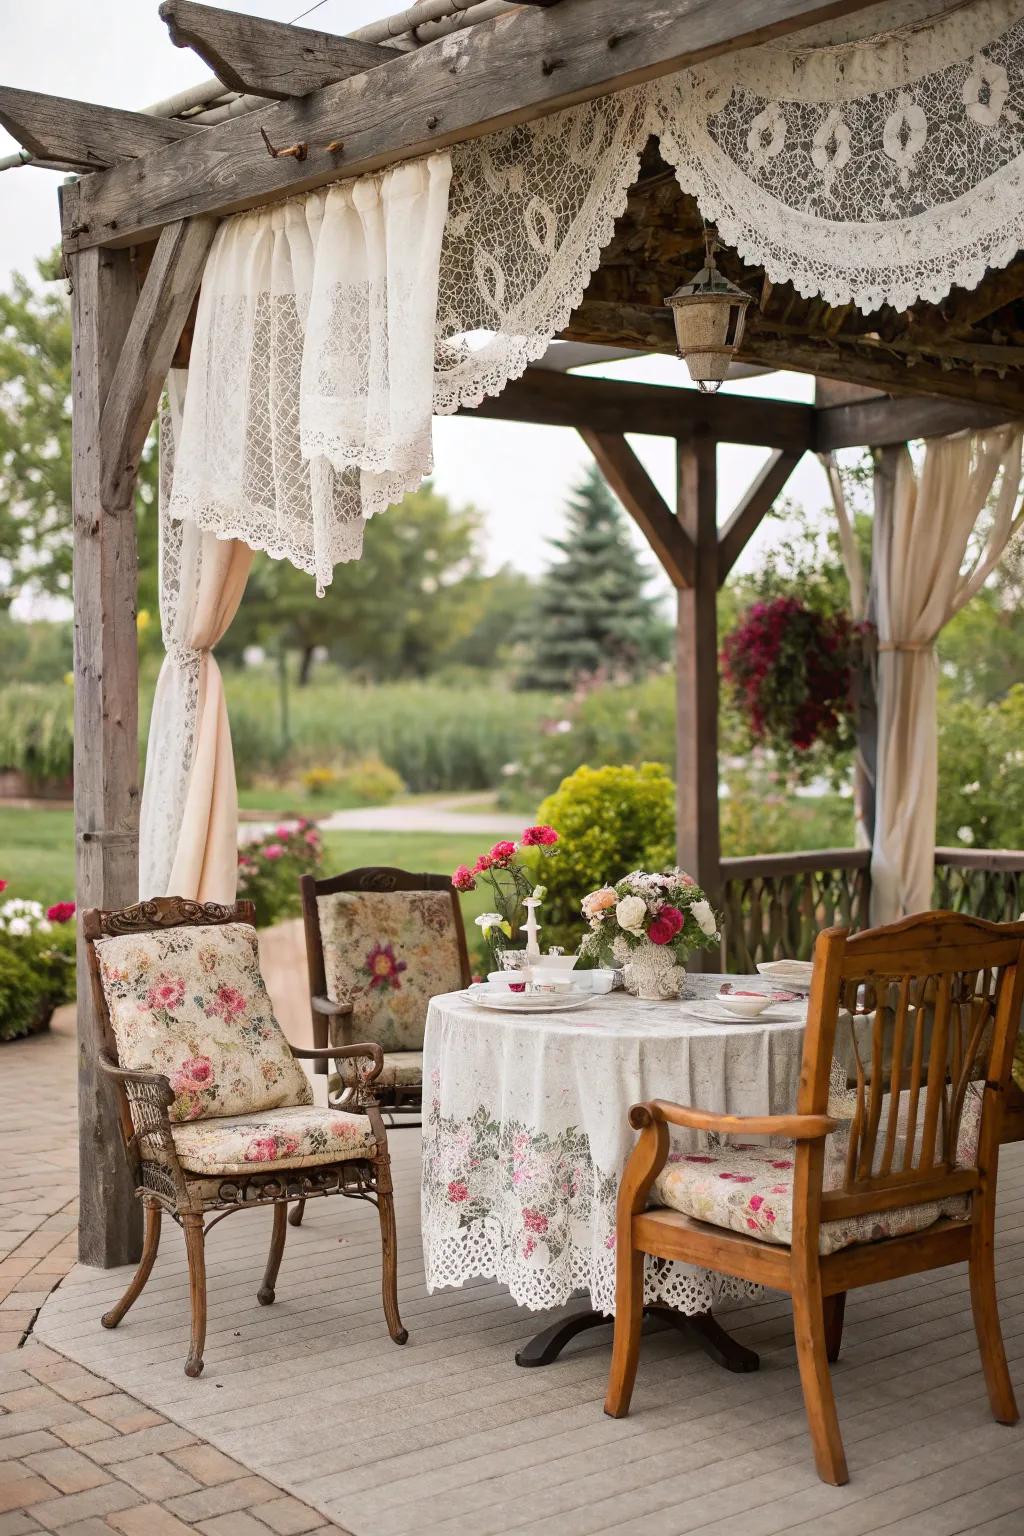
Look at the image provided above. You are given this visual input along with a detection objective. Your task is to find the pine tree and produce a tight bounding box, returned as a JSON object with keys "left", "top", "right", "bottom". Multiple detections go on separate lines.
{"left": 520, "top": 464, "right": 668, "bottom": 690}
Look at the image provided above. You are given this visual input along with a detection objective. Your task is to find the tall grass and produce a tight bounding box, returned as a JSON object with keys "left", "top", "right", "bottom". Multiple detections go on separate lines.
{"left": 0, "top": 684, "right": 75, "bottom": 785}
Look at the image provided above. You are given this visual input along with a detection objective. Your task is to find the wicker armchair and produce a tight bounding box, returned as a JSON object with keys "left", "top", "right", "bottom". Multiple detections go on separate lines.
{"left": 83, "top": 897, "right": 407, "bottom": 1378}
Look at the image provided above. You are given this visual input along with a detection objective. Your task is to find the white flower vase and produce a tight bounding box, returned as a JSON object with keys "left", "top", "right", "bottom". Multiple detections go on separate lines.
{"left": 613, "top": 938, "right": 685, "bottom": 1000}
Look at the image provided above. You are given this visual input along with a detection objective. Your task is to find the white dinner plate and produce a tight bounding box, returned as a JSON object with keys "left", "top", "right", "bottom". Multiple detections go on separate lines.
{"left": 756, "top": 961, "right": 813, "bottom": 993}
{"left": 682, "top": 999, "right": 805, "bottom": 1025}
{"left": 467, "top": 989, "right": 592, "bottom": 1014}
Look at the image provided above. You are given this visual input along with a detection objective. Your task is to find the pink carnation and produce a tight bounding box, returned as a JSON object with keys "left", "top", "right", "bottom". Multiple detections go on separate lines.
{"left": 473, "top": 853, "right": 494, "bottom": 873}
{"left": 521, "top": 825, "right": 558, "bottom": 847}
{"left": 46, "top": 902, "right": 76, "bottom": 924}
{"left": 452, "top": 865, "right": 476, "bottom": 892}
{"left": 488, "top": 840, "right": 518, "bottom": 866}
{"left": 263, "top": 843, "right": 285, "bottom": 860}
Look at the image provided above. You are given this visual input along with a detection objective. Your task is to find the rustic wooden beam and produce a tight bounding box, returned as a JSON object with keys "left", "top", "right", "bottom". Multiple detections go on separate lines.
{"left": 675, "top": 435, "right": 720, "bottom": 928}
{"left": 100, "top": 217, "right": 218, "bottom": 510}
{"left": 466, "top": 367, "right": 815, "bottom": 452}
{"left": 815, "top": 393, "right": 1013, "bottom": 450}
{"left": 160, "top": 1, "right": 400, "bottom": 100}
{"left": 67, "top": 215, "right": 143, "bottom": 1267}
{"left": 0, "top": 86, "right": 202, "bottom": 171}
{"left": 579, "top": 429, "right": 694, "bottom": 588}
{"left": 63, "top": 0, "right": 887, "bottom": 251}
{"left": 717, "top": 449, "right": 801, "bottom": 584}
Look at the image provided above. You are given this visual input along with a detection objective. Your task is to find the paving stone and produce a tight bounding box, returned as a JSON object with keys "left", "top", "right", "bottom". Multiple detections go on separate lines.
{"left": 164, "top": 1478, "right": 279, "bottom": 1523}
{"left": 107, "top": 1504, "right": 196, "bottom": 1536}
{"left": 0, "top": 1439, "right": 61, "bottom": 1465}
{"left": 195, "top": 1515, "right": 279, "bottom": 1536}
{"left": 0, "top": 1480, "right": 56, "bottom": 1518}
{"left": 20, "top": 1454, "right": 109, "bottom": 1497}
{"left": 165, "top": 1448, "right": 247, "bottom": 1488}
{"left": 84, "top": 1428, "right": 197, "bottom": 1469}
{"left": 0, "top": 1513, "right": 46, "bottom": 1535}
{"left": 29, "top": 1483, "right": 140, "bottom": 1531}
{"left": 115, "top": 1457, "right": 201, "bottom": 1502}
{"left": 82, "top": 1402, "right": 162, "bottom": 1436}
{"left": 254, "top": 1498, "right": 324, "bottom": 1536}
{"left": 49, "top": 1425, "right": 116, "bottom": 1453}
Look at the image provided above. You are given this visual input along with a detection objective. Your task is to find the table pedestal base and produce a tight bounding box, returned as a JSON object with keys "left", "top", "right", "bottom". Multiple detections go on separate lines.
{"left": 514, "top": 1304, "right": 759, "bottom": 1373}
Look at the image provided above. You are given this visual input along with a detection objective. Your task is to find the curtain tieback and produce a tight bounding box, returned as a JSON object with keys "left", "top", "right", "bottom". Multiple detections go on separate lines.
{"left": 876, "top": 641, "right": 935, "bottom": 654}
{"left": 166, "top": 640, "right": 207, "bottom": 669}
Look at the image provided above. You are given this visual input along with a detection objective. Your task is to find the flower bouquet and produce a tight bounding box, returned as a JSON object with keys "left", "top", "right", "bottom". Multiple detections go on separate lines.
{"left": 452, "top": 825, "right": 559, "bottom": 970}
{"left": 580, "top": 869, "right": 720, "bottom": 999}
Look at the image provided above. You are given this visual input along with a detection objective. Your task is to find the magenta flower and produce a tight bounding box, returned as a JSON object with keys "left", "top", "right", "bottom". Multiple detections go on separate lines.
{"left": 648, "top": 915, "right": 674, "bottom": 945}
{"left": 452, "top": 865, "right": 476, "bottom": 892}
{"left": 488, "top": 840, "right": 517, "bottom": 866}
{"left": 262, "top": 843, "right": 285, "bottom": 860}
{"left": 46, "top": 902, "right": 76, "bottom": 924}
{"left": 521, "top": 825, "right": 558, "bottom": 847}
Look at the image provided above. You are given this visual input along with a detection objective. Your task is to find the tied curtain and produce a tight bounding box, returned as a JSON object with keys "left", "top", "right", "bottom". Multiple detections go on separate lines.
{"left": 871, "top": 427, "right": 1024, "bottom": 923}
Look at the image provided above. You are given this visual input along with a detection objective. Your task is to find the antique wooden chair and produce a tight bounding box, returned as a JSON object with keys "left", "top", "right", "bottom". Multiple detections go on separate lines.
{"left": 605, "top": 912, "right": 1024, "bottom": 1485}
{"left": 299, "top": 865, "right": 471, "bottom": 1118}
{"left": 83, "top": 897, "right": 408, "bottom": 1378}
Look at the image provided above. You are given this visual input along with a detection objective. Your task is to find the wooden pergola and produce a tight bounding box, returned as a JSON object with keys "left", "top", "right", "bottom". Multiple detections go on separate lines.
{"left": 1, "top": 0, "right": 1021, "bottom": 1267}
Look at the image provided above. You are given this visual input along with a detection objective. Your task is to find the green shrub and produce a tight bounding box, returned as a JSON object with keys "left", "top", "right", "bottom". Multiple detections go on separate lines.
{"left": 237, "top": 817, "right": 324, "bottom": 927}
{"left": 533, "top": 762, "right": 676, "bottom": 951}
{"left": 0, "top": 684, "right": 74, "bottom": 786}
{"left": 0, "top": 923, "right": 76, "bottom": 1043}
{"left": 0, "top": 942, "right": 40, "bottom": 1041}
{"left": 339, "top": 755, "right": 405, "bottom": 805}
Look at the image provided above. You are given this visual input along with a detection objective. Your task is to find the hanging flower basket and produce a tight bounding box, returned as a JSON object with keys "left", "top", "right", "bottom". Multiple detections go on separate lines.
{"left": 721, "top": 596, "right": 860, "bottom": 761}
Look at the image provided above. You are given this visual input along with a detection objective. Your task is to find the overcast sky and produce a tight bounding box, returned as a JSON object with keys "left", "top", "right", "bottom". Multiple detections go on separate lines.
{"left": 0, "top": 0, "right": 831, "bottom": 593}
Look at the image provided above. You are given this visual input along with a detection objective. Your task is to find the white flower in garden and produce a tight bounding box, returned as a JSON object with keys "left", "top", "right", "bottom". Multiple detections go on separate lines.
{"left": 475, "top": 913, "right": 505, "bottom": 930}
{"left": 957, "top": 825, "right": 975, "bottom": 846}
{"left": 6, "top": 918, "right": 30, "bottom": 937}
{"left": 616, "top": 896, "right": 647, "bottom": 935}
{"left": 690, "top": 899, "right": 718, "bottom": 938}
{"left": 963, "top": 782, "right": 980, "bottom": 796}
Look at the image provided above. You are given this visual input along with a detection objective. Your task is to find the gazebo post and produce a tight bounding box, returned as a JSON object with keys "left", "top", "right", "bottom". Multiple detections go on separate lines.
{"left": 70, "top": 239, "right": 143, "bottom": 1267}
{"left": 675, "top": 434, "right": 720, "bottom": 911}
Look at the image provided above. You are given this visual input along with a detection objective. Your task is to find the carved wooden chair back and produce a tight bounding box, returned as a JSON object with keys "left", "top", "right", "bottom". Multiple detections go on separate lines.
{"left": 795, "top": 912, "right": 1024, "bottom": 1242}
{"left": 82, "top": 897, "right": 256, "bottom": 1162}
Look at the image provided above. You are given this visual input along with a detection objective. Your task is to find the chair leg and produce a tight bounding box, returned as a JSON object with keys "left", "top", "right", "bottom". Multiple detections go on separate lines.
{"left": 792, "top": 1278, "right": 849, "bottom": 1485}
{"left": 258, "top": 1202, "right": 288, "bottom": 1306}
{"left": 376, "top": 1190, "right": 408, "bottom": 1345}
{"left": 101, "top": 1201, "right": 161, "bottom": 1330}
{"left": 182, "top": 1212, "right": 208, "bottom": 1379}
{"left": 970, "top": 1223, "right": 1019, "bottom": 1425}
{"left": 604, "top": 1244, "right": 645, "bottom": 1419}
{"left": 823, "top": 1291, "right": 846, "bottom": 1364}
{"left": 288, "top": 1199, "right": 306, "bottom": 1228}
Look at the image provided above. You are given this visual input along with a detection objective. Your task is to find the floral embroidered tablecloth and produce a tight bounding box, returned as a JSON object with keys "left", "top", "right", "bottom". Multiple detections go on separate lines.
{"left": 421, "top": 978, "right": 810, "bottom": 1317}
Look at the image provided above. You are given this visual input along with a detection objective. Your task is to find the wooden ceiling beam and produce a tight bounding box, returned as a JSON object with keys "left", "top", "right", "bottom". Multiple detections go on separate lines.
{"left": 62, "top": 0, "right": 887, "bottom": 251}
{"left": 816, "top": 394, "right": 1012, "bottom": 450}
{"left": 99, "top": 216, "right": 218, "bottom": 509}
{"left": 159, "top": 1, "right": 400, "bottom": 101}
{"left": 717, "top": 449, "right": 801, "bottom": 585}
{"left": 0, "top": 86, "right": 202, "bottom": 171}
{"left": 465, "top": 366, "right": 816, "bottom": 453}
{"left": 580, "top": 429, "right": 695, "bottom": 588}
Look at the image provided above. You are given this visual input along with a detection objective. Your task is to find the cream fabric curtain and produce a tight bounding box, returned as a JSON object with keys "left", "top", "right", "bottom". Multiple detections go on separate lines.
{"left": 139, "top": 372, "right": 253, "bottom": 904}
{"left": 871, "top": 425, "right": 1024, "bottom": 924}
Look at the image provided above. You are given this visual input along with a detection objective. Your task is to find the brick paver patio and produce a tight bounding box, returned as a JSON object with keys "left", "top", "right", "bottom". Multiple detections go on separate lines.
{"left": 0, "top": 1015, "right": 350, "bottom": 1536}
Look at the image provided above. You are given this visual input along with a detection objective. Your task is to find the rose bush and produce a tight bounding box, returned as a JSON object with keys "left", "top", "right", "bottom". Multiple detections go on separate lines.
{"left": 236, "top": 819, "right": 324, "bottom": 926}
{"left": 0, "top": 885, "right": 76, "bottom": 1042}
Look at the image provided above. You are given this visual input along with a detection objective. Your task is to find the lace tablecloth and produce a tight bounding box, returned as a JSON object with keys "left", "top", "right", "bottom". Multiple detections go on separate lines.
{"left": 421, "top": 976, "right": 808, "bottom": 1317}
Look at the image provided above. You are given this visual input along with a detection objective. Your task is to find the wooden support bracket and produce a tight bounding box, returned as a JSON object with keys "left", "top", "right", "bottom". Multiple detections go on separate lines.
{"left": 99, "top": 215, "right": 218, "bottom": 510}
{"left": 717, "top": 449, "right": 802, "bottom": 585}
{"left": 0, "top": 85, "right": 202, "bottom": 171}
{"left": 160, "top": 1, "right": 400, "bottom": 100}
{"left": 579, "top": 429, "right": 695, "bottom": 589}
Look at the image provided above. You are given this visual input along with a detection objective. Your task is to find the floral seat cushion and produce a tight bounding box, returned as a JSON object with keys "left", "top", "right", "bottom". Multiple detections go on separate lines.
{"left": 331, "top": 1050, "right": 423, "bottom": 1094}
{"left": 95, "top": 924, "right": 312, "bottom": 1123}
{"left": 318, "top": 890, "right": 463, "bottom": 1054}
{"left": 169, "top": 1105, "right": 376, "bottom": 1174}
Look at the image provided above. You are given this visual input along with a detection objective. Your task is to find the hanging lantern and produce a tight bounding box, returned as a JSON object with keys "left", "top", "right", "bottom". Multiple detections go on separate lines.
{"left": 665, "top": 236, "right": 752, "bottom": 394}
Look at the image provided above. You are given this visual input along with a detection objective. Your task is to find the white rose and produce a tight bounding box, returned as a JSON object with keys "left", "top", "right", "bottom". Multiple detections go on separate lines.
{"left": 690, "top": 899, "right": 718, "bottom": 938}
{"left": 616, "top": 896, "right": 648, "bottom": 935}
{"left": 6, "top": 918, "right": 30, "bottom": 937}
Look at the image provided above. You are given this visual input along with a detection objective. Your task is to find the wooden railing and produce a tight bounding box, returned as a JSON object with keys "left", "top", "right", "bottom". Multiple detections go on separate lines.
{"left": 719, "top": 846, "right": 1024, "bottom": 973}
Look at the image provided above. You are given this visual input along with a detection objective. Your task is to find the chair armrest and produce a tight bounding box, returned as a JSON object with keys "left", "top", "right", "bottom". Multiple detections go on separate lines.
{"left": 311, "top": 995, "right": 353, "bottom": 1018}
{"left": 291, "top": 1041, "right": 384, "bottom": 1081}
{"left": 97, "top": 1051, "right": 174, "bottom": 1108}
{"left": 631, "top": 1100, "right": 837, "bottom": 1140}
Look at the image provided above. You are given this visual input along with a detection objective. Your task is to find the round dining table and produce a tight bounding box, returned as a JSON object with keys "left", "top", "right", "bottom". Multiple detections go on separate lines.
{"left": 421, "top": 973, "right": 811, "bottom": 1371}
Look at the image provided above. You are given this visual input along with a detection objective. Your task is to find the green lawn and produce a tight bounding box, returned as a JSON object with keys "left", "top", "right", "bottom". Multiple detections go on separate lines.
{"left": 0, "top": 806, "right": 491, "bottom": 940}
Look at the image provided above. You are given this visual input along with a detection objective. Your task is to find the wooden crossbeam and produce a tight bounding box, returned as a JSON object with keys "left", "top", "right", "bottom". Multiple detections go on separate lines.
{"left": 717, "top": 448, "right": 801, "bottom": 585}
{"left": 99, "top": 217, "right": 218, "bottom": 509}
{"left": 580, "top": 429, "right": 695, "bottom": 589}
{"left": 0, "top": 86, "right": 202, "bottom": 171}
{"left": 815, "top": 393, "right": 1013, "bottom": 450}
{"left": 62, "top": 0, "right": 886, "bottom": 251}
{"left": 160, "top": 1, "right": 400, "bottom": 100}
{"left": 467, "top": 367, "right": 815, "bottom": 452}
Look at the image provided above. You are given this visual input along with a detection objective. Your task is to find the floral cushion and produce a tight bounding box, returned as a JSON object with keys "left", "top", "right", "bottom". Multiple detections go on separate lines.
{"left": 318, "top": 890, "right": 463, "bottom": 1053}
{"left": 170, "top": 1105, "right": 376, "bottom": 1174}
{"left": 653, "top": 1083, "right": 983, "bottom": 1258}
{"left": 330, "top": 1050, "right": 423, "bottom": 1094}
{"left": 96, "top": 924, "right": 311, "bottom": 1123}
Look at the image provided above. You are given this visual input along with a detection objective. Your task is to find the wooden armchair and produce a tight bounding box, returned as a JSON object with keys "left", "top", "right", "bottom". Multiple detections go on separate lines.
{"left": 605, "top": 912, "right": 1024, "bottom": 1485}
{"left": 299, "top": 865, "right": 472, "bottom": 1117}
{"left": 83, "top": 897, "right": 408, "bottom": 1378}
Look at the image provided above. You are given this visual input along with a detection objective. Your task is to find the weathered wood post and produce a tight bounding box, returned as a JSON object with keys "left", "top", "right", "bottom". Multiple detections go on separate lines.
{"left": 675, "top": 433, "right": 721, "bottom": 922}
{"left": 67, "top": 204, "right": 143, "bottom": 1267}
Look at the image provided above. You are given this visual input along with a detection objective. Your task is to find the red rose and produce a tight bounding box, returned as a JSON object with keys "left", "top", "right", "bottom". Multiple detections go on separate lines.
{"left": 648, "top": 916, "right": 674, "bottom": 945}
{"left": 46, "top": 902, "right": 76, "bottom": 924}
{"left": 658, "top": 905, "right": 684, "bottom": 936}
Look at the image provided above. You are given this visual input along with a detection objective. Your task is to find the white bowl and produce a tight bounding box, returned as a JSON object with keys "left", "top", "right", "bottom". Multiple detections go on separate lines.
{"left": 718, "top": 994, "right": 771, "bottom": 1019}
{"left": 587, "top": 969, "right": 615, "bottom": 994}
